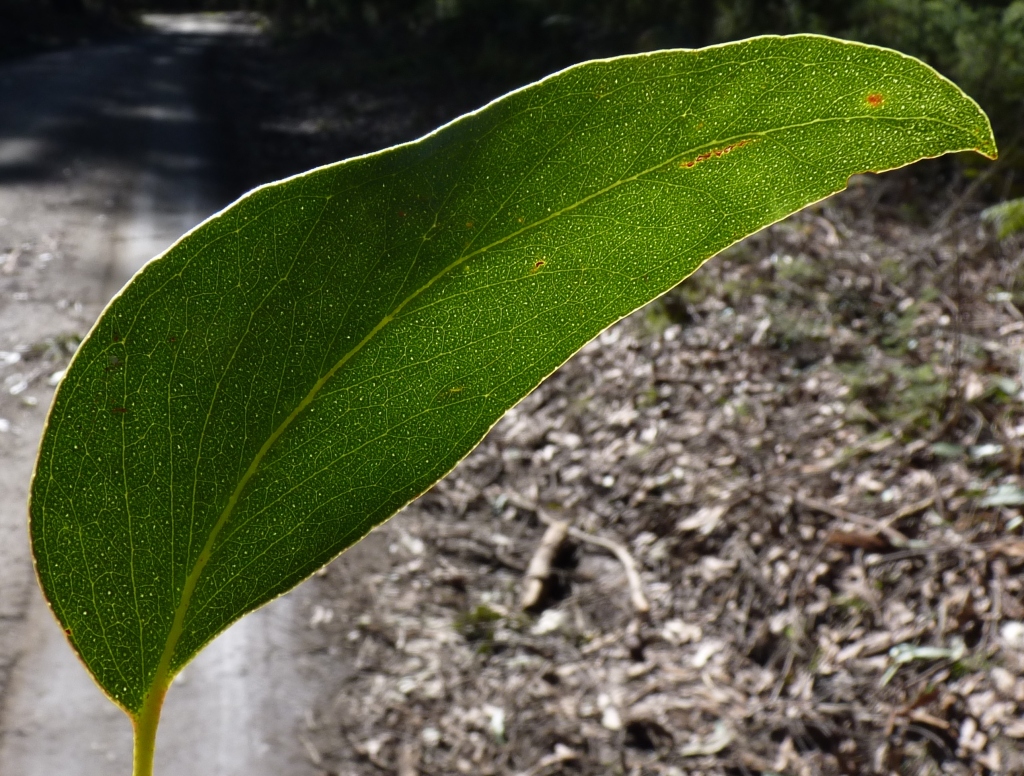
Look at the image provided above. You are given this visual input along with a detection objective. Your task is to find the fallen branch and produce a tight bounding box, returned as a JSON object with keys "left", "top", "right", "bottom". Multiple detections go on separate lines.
{"left": 507, "top": 490, "right": 650, "bottom": 614}
{"left": 520, "top": 519, "right": 569, "bottom": 609}
{"left": 540, "top": 512, "right": 650, "bottom": 615}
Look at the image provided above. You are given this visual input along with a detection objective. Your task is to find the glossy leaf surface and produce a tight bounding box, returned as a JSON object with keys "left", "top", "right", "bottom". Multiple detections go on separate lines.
{"left": 31, "top": 35, "right": 995, "bottom": 715}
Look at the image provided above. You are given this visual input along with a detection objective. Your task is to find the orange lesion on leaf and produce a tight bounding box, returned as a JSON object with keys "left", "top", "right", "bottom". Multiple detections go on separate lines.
{"left": 433, "top": 384, "right": 465, "bottom": 404}
{"left": 678, "top": 138, "right": 754, "bottom": 170}
{"left": 866, "top": 92, "right": 885, "bottom": 108}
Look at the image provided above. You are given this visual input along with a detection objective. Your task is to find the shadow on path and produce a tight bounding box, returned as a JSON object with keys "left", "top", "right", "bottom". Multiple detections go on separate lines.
{"left": 0, "top": 13, "right": 317, "bottom": 776}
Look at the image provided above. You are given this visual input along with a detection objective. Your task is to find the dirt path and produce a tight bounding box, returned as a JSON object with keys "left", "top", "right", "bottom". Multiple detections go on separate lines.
{"left": 0, "top": 15, "right": 317, "bottom": 776}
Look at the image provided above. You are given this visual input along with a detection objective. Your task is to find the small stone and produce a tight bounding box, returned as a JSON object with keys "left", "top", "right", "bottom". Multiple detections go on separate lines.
{"left": 1000, "top": 621, "right": 1024, "bottom": 650}
{"left": 991, "top": 667, "right": 1016, "bottom": 695}
{"left": 692, "top": 640, "right": 723, "bottom": 668}
{"left": 484, "top": 705, "right": 505, "bottom": 740}
{"left": 531, "top": 608, "right": 567, "bottom": 635}
{"left": 309, "top": 605, "right": 333, "bottom": 627}
{"left": 958, "top": 717, "right": 987, "bottom": 754}
{"left": 661, "top": 619, "right": 702, "bottom": 645}
{"left": 421, "top": 727, "right": 441, "bottom": 747}
{"left": 1004, "top": 719, "right": 1024, "bottom": 738}
{"left": 600, "top": 705, "right": 622, "bottom": 731}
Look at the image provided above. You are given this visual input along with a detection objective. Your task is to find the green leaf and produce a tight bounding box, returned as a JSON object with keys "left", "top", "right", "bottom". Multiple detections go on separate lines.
{"left": 982, "top": 196, "right": 1024, "bottom": 238}
{"left": 30, "top": 33, "right": 994, "bottom": 739}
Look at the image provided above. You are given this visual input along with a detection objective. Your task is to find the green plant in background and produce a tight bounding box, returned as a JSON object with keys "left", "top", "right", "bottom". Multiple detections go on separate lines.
{"left": 983, "top": 196, "right": 1024, "bottom": 237}
{"left": 234, "top": 0, "right": 1024, "bottom": 156}
{"left": 28, "top": 35, "right": 994, "bottom": 776}
{"left": 22, "top": 0, "right": 1024, "bottom": 169}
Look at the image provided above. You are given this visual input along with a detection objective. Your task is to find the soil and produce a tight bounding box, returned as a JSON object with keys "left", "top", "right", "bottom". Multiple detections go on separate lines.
{"left": 3, "top": 13, "right": 1024, "bottom": 776}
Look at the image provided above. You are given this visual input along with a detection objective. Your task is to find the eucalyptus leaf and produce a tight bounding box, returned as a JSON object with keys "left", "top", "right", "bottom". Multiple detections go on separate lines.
{"left": 29, "top": 34, "right": 994, "bottom": 772}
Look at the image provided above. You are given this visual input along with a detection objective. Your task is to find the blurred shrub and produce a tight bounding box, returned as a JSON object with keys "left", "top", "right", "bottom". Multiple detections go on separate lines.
{"left": 983, "top": 197, "right": 1024, "bottom": 237}
{"left": 246, "top": 0, "right": 1022, "bottom": 150}
{"left": 14, "top": 0, "right": 1021, "bottom": 182}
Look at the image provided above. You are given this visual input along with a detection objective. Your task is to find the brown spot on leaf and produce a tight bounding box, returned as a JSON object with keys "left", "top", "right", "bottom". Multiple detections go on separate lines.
{"left": 530, "top": 259, "right": 546, "bottom": 274}
{"left": 678, "top": 139, "right": 754, "bottom": 170}
{"left": 433, "top": 385, "right": 465, "bottom": 405}
{"left": 866, "top": 92, "right": 884, "bottom": 108}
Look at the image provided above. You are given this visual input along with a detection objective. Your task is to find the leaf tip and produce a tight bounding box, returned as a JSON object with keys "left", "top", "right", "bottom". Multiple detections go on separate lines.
{"left": 965, "top": 101, "right": 998, "bottom": 161}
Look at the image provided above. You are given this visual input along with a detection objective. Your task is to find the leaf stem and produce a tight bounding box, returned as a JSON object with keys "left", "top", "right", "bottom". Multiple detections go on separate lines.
{"left": 132, "top": 680, "right": 169, "bottom": 776}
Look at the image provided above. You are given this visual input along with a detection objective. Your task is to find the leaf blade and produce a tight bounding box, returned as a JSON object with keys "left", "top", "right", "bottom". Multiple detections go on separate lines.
{"left": 31, "top": 34, "right": 995, "bottom": 713}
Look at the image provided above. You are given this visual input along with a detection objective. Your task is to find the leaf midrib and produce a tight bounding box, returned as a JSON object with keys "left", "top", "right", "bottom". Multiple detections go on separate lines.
{"left": 144, "top": 110, "right": 972, "bottom": 707}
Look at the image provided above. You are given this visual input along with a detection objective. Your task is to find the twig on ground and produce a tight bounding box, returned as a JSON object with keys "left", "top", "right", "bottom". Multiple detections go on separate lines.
{"left": 520, "top": 519, "right": 568, "bottom": 609}
{"left": 881, "top": 496, "right": 935, "bottom": 528}
{"left": 793, "top": 492, "right": 910, "bottom": 548}
{"left": 397, "top": 739, "right": 420, "bottom": 776}
{"left": 555, "top": 514, "right": 649, "bottom": 615}
{"left": 515, "top": 744, "right": 578, "bottom": 776}
{"left": 984, "top": 558, "right": 1007, "bottom": 649}
{"left": 298, "top": 734, "right": 322, "bottom": 766}
{"left": 507, "top": 490, "right": 650, "bottom": 614}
